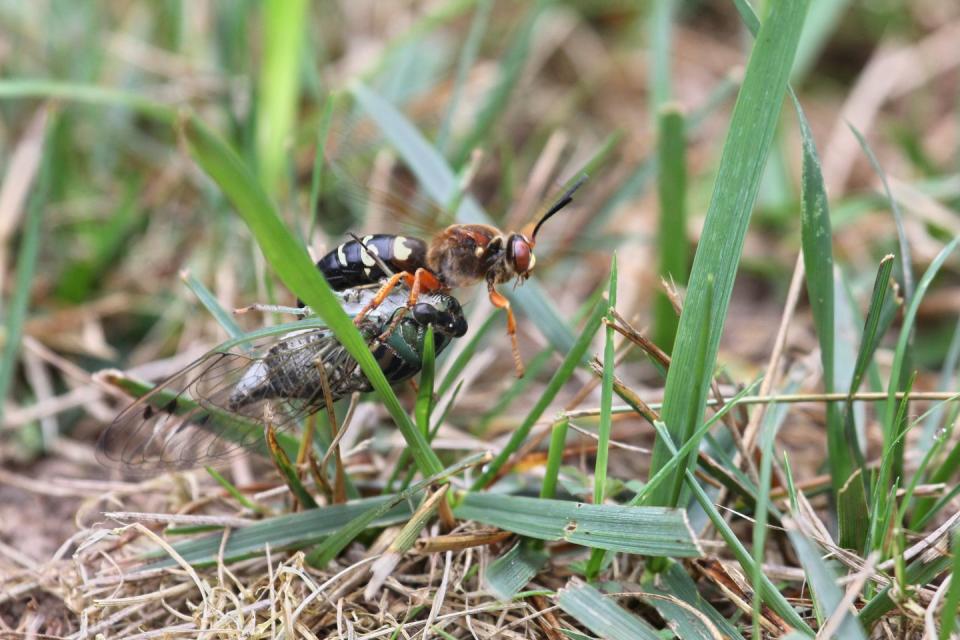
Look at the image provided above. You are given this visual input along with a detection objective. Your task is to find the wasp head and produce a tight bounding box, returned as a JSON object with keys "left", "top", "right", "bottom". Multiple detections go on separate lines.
{"left": 510, "top": 175, "right": 587, "bottom": 284}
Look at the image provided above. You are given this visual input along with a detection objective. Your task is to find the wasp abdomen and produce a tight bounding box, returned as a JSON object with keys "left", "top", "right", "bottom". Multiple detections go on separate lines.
{"left": 317, "top": 234, "right": 429, "bottom": 290}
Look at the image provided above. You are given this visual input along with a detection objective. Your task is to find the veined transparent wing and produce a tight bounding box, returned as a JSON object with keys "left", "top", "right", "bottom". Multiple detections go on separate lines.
{"left": 96, "top": 288, "right": 408, "bottom": 474}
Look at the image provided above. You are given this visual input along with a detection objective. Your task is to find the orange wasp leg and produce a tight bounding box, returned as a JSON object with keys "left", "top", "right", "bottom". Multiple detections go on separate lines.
{"left": 488, "top": 284, "right": 525, "bottom": 378}
{"left": 356, "top": 268, "right": 445, "bottom": 342}
{"left": 353, "top": 271, "right": 415, "bottom": 325}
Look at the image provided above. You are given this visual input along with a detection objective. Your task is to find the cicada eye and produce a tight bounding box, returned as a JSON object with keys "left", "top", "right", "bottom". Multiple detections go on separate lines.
{"left": 508, "top": 235, "right": 534, "bottom": 274}
{"left": 451, "top": 314, "right": 468, "bottom": 337}
{"left": 412, "top": 303, "right": 438, "bottom": 325}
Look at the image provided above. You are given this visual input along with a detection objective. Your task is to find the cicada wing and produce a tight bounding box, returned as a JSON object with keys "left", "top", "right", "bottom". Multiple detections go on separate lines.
{"left": 96, "top": 326, "right": 363, "bottom": 474}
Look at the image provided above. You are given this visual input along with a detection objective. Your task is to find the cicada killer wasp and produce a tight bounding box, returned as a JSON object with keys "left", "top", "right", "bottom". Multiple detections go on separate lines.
{"left": 315, "top": 176, "right": 586, "bottom": 377}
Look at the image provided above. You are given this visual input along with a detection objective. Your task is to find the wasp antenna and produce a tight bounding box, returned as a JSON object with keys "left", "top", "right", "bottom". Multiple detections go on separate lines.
{"left": 531, "top": 174, "right": 588, "bottom": 241}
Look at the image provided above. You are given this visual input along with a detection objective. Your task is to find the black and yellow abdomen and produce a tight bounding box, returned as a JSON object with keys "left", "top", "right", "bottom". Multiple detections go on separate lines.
{"left": 317, "top": 234, "right": 429, "bottom": 290}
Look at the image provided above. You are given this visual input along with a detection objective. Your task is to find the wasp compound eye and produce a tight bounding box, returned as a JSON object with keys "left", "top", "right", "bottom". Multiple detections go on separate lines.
{"left": 507, "top": 234, "right": 534, "bottom": 274}
{"left": 412, "top": 303, "right": 439, "bottom": 325}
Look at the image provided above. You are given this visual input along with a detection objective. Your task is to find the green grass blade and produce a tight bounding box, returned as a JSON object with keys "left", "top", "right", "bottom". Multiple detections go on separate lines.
{"left": 848, "top": 255, "right": 896, "bottom": 397}
{"left": 256, "top": 0, "right": 308, "bottom": 195}
{"left": 205, "top": 467, "right": 264, "bottom": 514}
{"left": 181, "top": 115, "right": 444, "bottom": 478}
{"left": 415, "top": 326, "right": 436, "bottom": 434}
{"left": 653, "top": 104, "right": 688, "bottom": 353}
{"left": 648, "top": 563, "right": 747, "bottom": 640}
{"left": 586, "top": 256, "right": 617, "bottom": 577}
{"left": 152, "top": 495, "right": 414, "bottom": 567}
{"left": 785, "top": 524, "right": 868, "bottom": 639}
{"left": 436, "top": 0, "right": 492, "bottom": 153}
{"left": 940, "top": 530, "right": 960, "bottom": 639}
{"left": 483, "top": 541, "right": 548, "bottom": 602}
{"left": 849, "top": 125, "right": 914, "bottom": 301}
{"left": 307, "top": 92, "right": 338, "bottom": 240}
{"left": 540, "top": 418, "right": 569, "bottom": 500}
{"left": 647, "top": 0, "right": 810, "bottom": 507}
{"left": 872, "top": 237, "right": 960, "bottom": 552}
{"left": 0, "top": 80, "right": 176, "bottom": 124}
{"left": 752, "top": 397, "right": 791, "bottom": 638}
{"left": 180, "top": 271, "right": 244, "bottom": 339}
{"left": 557, "top": 579, "right": 660, "bottom": 640}
{"left": 648, "top": 0, "right": 674, "bottom": 113}
{"left": 650, "top": 421, "right": 813, "bottom": 634}
{"left": 469, "top": 298, "right": 606, "bottom": 490}
{"left": 0, "top": 112, "right": 50, "bottom": 424}
{"left": 450, "top": 0, "right": 544, "bottom": 167}
{"left": 455, "top": 493, "right": 700, "bottom": 557}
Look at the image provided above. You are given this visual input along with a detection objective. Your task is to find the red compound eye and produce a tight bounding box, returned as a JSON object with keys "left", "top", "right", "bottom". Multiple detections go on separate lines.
{"left": 509, "top": 235, "right": 533, "bottom": 274}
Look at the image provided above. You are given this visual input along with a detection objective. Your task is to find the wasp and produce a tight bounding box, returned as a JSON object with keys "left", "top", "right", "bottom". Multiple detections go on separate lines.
{"left": 315, "top": 176, "right": 586, "bottom": 377}
{"left": 97, "top": 285, "right": 467, "bottom": 472}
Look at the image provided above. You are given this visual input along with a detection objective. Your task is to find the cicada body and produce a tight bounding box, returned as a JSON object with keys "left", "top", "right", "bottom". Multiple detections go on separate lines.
{"left": 97, "top": 286, "right": 467, "bottom": 473}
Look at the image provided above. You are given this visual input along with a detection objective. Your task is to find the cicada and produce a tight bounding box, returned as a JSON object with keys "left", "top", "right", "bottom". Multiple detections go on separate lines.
{"left": 97, "top": 285, "right": 467, "bottom": 473}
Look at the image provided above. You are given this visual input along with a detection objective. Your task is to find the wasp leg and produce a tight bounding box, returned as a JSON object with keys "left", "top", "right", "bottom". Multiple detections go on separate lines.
{"left": 385, "top": 268, "right": 445, "bottom": 337}
{"left": 354, "top": 271, "right": 415, "bottom": 325}
{"left": 488, "top": 284, "right": 524, "bottom": 378}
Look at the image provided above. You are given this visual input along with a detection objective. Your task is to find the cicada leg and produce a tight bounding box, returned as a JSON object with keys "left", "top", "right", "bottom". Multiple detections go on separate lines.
{"left": 488, "top": 284, "right": 524, "bottom": 378}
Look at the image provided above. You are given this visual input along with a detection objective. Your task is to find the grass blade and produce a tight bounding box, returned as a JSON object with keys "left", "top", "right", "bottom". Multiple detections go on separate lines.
{"left": 646, "top": 0, "right": 810, "bottom": 507}
{"left": 871, "top": 237, "right": 960, "bottom": 554}
{"left": 557, "top": 579, "right": 660, "bottom": 640}
{"left": 586, "top": 256, "right": 617, "bottom": 577}
{"left": 785, "top": 522, "right": 868, "bottom": 639}
{"left": 793, "top": 93, "right": 850, "bottom": 500}
{"left": 180, "top": 270, "right": 244, "bottom": 339}
{"left": 415, "top": 326, "right": 436, "bottom": 434}
{"left": 652, "top": 421, "right": 813, "bottom": 633}
{"left": 540, "top": 418, "right": 569, "bottom": 500}
{"left": 483, "top": 541, "right": 548, "bottom": 601}
{"left": 152, "top": 495, "right": 414, "bottom": 567}
{"left": 450, "top": 0, "right": 544, "bottom": 167}
{"left": 940, "top": 530, "right": 960, "bottom": 639}
{"left": 653, "top": 104, "right": 688, "bottom": 353}
{"left": 849, "top": 125, "right": 914, "bottom": 301}
{"left": 256, "top": 0, "right": 308, "bottom": 195}
{"left": 752, "top": 397, "right": 792, "bottom": 637}
{"left": 454, "top": 493, "right": 700, "bottom": 557}
{"left": 647, "top": 563, "right": 747, "bottom": 640}
{"left": 0, "top": 110, "right": 50, "bottom": 423}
